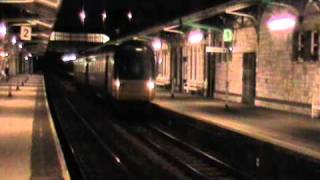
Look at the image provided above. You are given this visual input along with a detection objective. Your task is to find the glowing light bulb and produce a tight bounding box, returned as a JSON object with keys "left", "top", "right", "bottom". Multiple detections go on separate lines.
{"left": 152, "top": 38, "right": 162, "bottom": 51}
{"left": 127, "top": 11, "right": 133, "bottom": 21}
{"left": 188, "top": 29, "right": 204, "bottom": 44}
{"left": 0, "top": 22, "right": 7, "bottom": 38}
{"left": 102, "top": 11, "right": 107, "bottom": 22}
{"left": 79, "top": 9, "right": 86, "bottom": 24}
{"left": 267, "top": 13, "right": 297, "bottom": 31}
{"left": 11, "top": 36, "right": 17, "bottom": 45}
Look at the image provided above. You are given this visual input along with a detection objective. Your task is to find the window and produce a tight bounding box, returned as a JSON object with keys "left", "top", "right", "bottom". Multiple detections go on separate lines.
{"left": 293, "top": 31, "right": 319, "bottom": 62}
{"left": 311, "top": 31, "right": 319, "bottom": 61}
{"left": 298, "top": 32, "right": 305, "bottom": 59}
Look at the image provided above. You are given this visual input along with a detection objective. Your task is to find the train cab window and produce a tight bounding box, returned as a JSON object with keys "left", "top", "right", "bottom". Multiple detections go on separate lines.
{"left": 115, "top": 45, "right": 155, "bottom": 80}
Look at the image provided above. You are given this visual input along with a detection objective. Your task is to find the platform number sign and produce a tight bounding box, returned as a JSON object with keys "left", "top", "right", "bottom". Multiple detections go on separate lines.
{"left": 223, "top": 29, "right": 233, "bottom": 42}
{"left": 20, "top": 26, "right": 32, "bottom": 41}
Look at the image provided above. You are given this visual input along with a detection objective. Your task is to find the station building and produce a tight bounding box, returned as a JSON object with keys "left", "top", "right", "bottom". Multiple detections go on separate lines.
{"left": 153, "top": 0, "right": 320, "bottom": 116}
{"left": 0, "top": 35, "right": 33, "bottom": 77}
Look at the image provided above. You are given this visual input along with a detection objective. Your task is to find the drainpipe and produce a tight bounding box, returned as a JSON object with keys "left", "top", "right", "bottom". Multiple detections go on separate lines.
{"left": 225, "top": 41, "right": 230, "bottom": 110}
{"left": 170, "top": 44, "right": 175, "bottom": 98}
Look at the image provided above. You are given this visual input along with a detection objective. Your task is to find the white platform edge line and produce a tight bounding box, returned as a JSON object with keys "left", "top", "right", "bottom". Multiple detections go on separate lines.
{"left": 42, "top": 75, "right": 71, "bottom": 180}
{"left": 153, "top": 101, "right": 320, "bottom": 161}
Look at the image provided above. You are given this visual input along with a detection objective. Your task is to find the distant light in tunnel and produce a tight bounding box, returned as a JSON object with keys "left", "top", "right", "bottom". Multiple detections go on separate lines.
{"left": 62, "top": 53, "right": 77, "bottom": 62}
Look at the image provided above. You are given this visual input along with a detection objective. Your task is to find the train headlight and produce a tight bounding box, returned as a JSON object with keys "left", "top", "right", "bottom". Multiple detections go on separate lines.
{"left": 114, "top": 79, "right": 121, "bottom": 88}
{"left": 147, "top": 79, "right": 155, "bottom": 90}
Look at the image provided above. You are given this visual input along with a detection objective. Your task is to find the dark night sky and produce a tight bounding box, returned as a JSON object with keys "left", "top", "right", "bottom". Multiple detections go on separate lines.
{"left": 54, "top": 0, "right": 229, "bottom": 39}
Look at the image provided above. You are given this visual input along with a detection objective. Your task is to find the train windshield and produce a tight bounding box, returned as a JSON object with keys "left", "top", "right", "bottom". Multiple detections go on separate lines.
{"left": 115, "top": 45, "right": 155, "bottom": 80}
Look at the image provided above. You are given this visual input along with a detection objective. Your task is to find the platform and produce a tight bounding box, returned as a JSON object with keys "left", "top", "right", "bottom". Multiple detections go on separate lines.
{"left": 152, "top": 90, "right": 320, "bottom": 161}
{"left": 0, "top": 75, "right": 69, "bottom": 180}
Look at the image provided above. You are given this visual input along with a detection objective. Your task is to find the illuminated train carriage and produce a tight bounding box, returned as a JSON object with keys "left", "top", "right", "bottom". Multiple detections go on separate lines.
{"left": 74, "top": 40, "right": 156, "bottom": 102}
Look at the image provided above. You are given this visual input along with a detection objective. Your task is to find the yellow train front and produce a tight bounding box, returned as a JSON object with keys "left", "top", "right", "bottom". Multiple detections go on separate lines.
{"left": 111, "top": 41, "right": 155, "bottom": 102}
{"left": 74, "top": 40, "right": 156, "bottom": 103}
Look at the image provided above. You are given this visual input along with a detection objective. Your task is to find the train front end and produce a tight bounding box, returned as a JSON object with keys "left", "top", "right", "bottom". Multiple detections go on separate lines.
{"left": 112, "top": 42, "right": 155, "bottom": 102}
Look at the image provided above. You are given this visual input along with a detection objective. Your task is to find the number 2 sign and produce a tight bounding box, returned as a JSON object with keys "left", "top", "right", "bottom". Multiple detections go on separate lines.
{"left": 20, "top": 26, "right": 32, "bottom": 41}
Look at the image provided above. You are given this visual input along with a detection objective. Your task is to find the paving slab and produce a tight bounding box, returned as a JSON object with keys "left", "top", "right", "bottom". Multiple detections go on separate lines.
{"left": 152, "top": 90, "right": 320, "bottom": 161}
{"left": 0, "top": 75, "right": 69, "bottom": 180}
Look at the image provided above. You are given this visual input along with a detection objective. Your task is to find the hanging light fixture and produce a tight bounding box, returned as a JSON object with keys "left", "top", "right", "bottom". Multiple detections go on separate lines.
{"left": 18, "top": 42, "right": 23, "bottom": 49}
{"left": 102, "top": 11, "right": 107, "bottom": 22}
{"left": 188, "top": 29, "right": 204, "bottom": 44}
{"left": 0, "top": 22, "right": 7, "bottom": 39}
{"left": 127, "top": 11, "right": 133, "bottom": 21}
{"left": 11, "top": 36, "right": 17, "bottom": 45}
{"left": 267, "top": 13, "right": 297, "bottom": 31}
{"left": 152, "top": 38, "right": 162, "bottom": 51}
{"left": 79, "top": 9, "right": 86, "bottom": 24}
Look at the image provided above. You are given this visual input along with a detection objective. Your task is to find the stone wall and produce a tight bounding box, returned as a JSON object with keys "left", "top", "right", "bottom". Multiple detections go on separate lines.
{"left": 255, "top": 4, "right": 320, "bottom": 115}
{"left": 215, "top": 27, "right": 258, "bottom": 102}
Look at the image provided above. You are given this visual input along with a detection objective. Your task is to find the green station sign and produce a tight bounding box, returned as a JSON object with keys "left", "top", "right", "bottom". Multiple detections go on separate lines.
{"left": 223, "top": 29, "right": 233, "bottom": 42}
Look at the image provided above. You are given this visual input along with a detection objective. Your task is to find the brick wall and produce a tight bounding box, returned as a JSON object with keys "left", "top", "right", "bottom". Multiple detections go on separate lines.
{"left": 255, "top": 5, "right": 320, "bottom": 115}
{"left": 215, "top": 27, "right": 258, "bottom": 102}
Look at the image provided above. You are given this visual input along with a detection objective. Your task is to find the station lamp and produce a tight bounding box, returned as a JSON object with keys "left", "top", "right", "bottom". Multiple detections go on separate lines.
{"left": 0, "top": 51, "right": 7, "bottom": 58}
{"left": 0, "top": 22, "right": 7, "bottom": 39}
{"left": 79, "top": 9, "right": 86, "bottom": 24}
{"left": 11, "top": 36, "right": 17, "bottom": 45}
{"left": 127, "top": 11, "right": 133, "bottom": 21}
{"left": 152, "top": 38, "right": 162, "bottom": 51}
{"left": 267, "top": 13, "right": 297, "bottom": 31}
{"left": 18, "top": 43, "right": 23, "bottom": 49}
{"left": 102, "top": 11, "right": 107, "bottom": 22}
{"left": 188, "top": 29, "right": 204, "bottom": 44}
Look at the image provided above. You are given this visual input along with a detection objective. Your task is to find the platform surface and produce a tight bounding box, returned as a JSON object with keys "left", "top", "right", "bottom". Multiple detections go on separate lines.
{"left": 153, "top": 90, "right": 320, "bottom": 161}
{"left": 0, "top": 75, "right": 69, "bottom": 180}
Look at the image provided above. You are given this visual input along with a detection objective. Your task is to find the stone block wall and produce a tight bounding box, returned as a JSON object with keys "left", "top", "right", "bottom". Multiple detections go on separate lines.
{"left": 255, "top": 5, "right": 320, "bottom": 115}
{"left": 215, "top": 27, "right": 258, "bottom": 103}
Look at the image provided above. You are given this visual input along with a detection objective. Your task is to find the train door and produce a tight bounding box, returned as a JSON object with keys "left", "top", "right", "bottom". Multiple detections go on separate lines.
{"left": 206, "top": 52, "right": 216, "bottom": 97}
{"left": 242, "top": 53, "right": 256, "bottom": 105}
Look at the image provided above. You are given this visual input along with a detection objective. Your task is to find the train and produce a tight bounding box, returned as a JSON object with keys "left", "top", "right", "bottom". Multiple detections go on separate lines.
{"left": 73, "top": 40, "right": 156, "bottom": 102}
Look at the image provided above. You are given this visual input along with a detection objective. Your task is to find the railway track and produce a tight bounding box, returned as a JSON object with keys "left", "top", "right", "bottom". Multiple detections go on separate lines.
{"left": 46, "top": 75, "right": 135, "bottom": 180}
{"left": 46, "top": 73, "right": 251, "bottom": 180}
{"left": 118, "top": 122, "right": 251, "bottom": 180}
